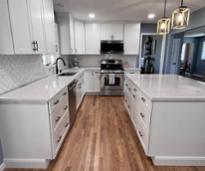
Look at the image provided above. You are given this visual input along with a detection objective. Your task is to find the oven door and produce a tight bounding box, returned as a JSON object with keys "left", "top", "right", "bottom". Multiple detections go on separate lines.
{"left": 100, "top": 73, "right": 124, "bottom": 90}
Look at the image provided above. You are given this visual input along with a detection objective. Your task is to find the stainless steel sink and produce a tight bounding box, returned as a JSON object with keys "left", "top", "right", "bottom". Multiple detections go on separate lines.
{"left": 58, "top": 72, "right": 77, "bottom": 76}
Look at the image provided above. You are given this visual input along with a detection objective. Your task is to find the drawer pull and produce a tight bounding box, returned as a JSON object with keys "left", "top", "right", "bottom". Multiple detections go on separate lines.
{"left": 141, "top": 97, "right": 146, "bottom": 103}
{"left": 64, "top": 106, "right": 68, "bottom": 111}
{"left": 140, "top": 112, "right": 145, "bottom": 118}
{"left": 55, "top": 116, "right": 61, "bottom": 123}
{"left": 54, "top": 100, "right": 59, "bottom": 105}
{"left": 132, "top": 94, "right": 136, "bottom": 98}
{"left": 63, "top": 92, "right": 67, "bottom": 96}
{"left": 57, "top": 136, "right": 62, "bottom": 143}
{"left": 133, "top": 88, "right": 137, "bottom": 92}
{"left": 139, "top": 131, "right": 143, "bottom": 137}
{"left": 65, "top": 122, "right": 69, "bottom": 128}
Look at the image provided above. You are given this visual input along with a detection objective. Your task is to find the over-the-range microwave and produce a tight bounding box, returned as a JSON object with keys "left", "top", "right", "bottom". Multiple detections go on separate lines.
{"left": 100, "top": 40, "right": 124, "bottom": 54}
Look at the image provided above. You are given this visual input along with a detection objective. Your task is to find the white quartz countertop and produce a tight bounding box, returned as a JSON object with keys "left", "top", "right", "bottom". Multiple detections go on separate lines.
{"left": 127, "top": 74, "right": 205, "bottom": 102}
{"left": 0, "top": 69, "right": 85, "bottom": 104}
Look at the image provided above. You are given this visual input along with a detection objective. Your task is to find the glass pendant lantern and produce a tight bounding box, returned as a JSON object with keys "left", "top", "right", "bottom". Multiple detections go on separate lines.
{"left": 171, "top": 0, "right": 190, "bottom": 29}
{"left": 157, "top": 0, "right": 170, "bottom": 35}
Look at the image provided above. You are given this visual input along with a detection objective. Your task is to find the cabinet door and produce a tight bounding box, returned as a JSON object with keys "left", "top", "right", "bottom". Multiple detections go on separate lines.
{"left": 54, "top": 24, "right": 60, "bottom": 57}
{"left": 100, "top": 24, "right": 123, "bottom": 40}
{"left": 69, "top": 15, "right": 75, "bottom": 54}
{"left": 74, "top": 20, "right": 85, "bottom": 54}
{"left": 0, "top": 0, "right": 14, "bottom": 54}
{"left": 94, "top": 71, "right": 101, "bottom": 92}
{"left": 8, "top": 0, "right": 33, "bottom": 54}
{"left": 85, "top": 23, "right": 100, "bottom": 54}
{"left": 124, "top": 24, "right": 141, "bottom": 55}
{"left": 84, "top": 71, "right": 95, "bottom": 92}
{"left": 28, "top": 0, "right": 46, "bottom": 53}
{"left": 42, "top": 0, "right": 56, "bottom": 54}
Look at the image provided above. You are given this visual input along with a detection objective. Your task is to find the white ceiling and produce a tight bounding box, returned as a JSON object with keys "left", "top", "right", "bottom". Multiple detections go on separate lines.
{"left": 54, "top": 0, "right": 205, "bottom": 22}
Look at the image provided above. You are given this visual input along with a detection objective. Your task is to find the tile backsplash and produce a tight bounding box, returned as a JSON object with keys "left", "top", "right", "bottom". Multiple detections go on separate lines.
{"left": 0, "top": 55, "right": 48, "bottom": 95}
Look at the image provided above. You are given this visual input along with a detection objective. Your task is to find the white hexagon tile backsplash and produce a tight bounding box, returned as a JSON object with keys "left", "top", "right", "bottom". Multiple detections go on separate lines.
{"left": 0, "top": 55, "right": 48, "bottom": 95}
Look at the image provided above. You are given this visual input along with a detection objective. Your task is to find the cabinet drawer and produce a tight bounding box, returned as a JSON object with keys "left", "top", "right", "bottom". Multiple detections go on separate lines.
{"left": 138, "top": 98, "right": 151, "bottom": 129}
{"left": 136, "top": 116, "right": 149, "bottom": 153}
{"left": 53, "top": 110, "right": 70, "bottom": 154}
{"left": 138, "top": 90, "right": 152, "bottom": 112}
{"left": 49, "top": 88, "right": 68, "bottom": 113}
{"left": 52, "top": 101, "right": 69, "bottom": 129}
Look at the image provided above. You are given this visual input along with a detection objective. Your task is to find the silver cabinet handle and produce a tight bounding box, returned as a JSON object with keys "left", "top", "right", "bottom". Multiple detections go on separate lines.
{"left": 132, "top": 94, "right": 136, "bottom": 98}
{"left": 54, "top": 100, "right": 59, "bottom": 105}
{"left": 35, "top": 41, "right": 38, "bottom": 51}
{"left": 140, "top": 112, "right": 145, "bottom": 118}
{"left": 64, "top": 105, "right": 68, "bottom": 111}
{"left": 57, "top": 136, "right": 62, "bottom": 143}
{"left": 55, "top": 116, "right": 61, "bottom": 123}
{"left": 63, "top": 92, "right": 67, "bottom": 96}
{"left": 141, "top": 97, "right": 146, "bottom": 103}
{"left": 65, "top": 122, "right": 69, "bottom": 128}
{"left": 139, "top": 131, "right": 143, "bottom": 137}
{"left": 32, "top": 41, "right": 36, "bottom": 51}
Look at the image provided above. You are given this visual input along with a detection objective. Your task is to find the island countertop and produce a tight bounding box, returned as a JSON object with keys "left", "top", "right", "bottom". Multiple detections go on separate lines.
{"left": 127, "top": 74, "right": 205, "bottom": 102}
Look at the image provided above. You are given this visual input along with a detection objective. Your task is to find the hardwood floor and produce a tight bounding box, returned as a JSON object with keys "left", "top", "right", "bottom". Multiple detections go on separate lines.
{"left": 6, "top": 96, "right": 205, "bottom": 171}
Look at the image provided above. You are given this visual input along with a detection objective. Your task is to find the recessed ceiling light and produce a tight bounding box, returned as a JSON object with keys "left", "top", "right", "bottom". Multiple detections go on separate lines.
{"left": 88, "top": 13, "right": 96, "bottom": 19}
{"left": 148, "top": 13, "right": 156, "bottom": 19}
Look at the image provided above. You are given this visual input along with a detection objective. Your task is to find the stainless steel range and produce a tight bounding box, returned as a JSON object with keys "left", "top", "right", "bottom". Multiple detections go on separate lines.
{"left": 100, "top": 59, "right": 124, "bottom": 96}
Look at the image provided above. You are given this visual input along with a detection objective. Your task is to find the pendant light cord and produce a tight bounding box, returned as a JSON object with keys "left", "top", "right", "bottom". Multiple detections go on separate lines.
{"left": 164, "top": 0, "right": 167, "bottom": 17}
{"left": 181, "top": 0, "right": 184, "bottom": 7}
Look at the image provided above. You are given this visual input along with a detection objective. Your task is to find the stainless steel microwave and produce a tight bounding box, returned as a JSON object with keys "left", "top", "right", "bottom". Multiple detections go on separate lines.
{"left": 100, "top": 40, "right": 124, "bottom": 54}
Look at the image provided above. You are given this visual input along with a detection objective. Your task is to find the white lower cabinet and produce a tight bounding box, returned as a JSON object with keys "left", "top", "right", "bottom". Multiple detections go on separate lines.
{"left": 84, "top": 70, "right": 100, "bottom": 93}
{"left": 76, "top": 73, "right": 85, "bottom": 109}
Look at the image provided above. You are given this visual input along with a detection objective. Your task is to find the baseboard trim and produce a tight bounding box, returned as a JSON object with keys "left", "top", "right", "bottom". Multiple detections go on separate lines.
{"left": 152, "top": 156, "right": 205, "bottom": 166}
{"left": 4, "top": 159, "right": 50, "bottom": 169}
{"left": 0, "top": 163, "right": 5, "bottom": 171}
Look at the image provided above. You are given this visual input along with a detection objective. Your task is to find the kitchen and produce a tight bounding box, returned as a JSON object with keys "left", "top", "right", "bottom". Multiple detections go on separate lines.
{"left": 0, "top": 0, "right": 205, "bottom": 171}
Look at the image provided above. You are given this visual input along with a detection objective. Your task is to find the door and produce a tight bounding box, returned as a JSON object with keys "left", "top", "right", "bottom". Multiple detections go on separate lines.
{"left": 124, "top": 24, "right": 140, "bottom": 55}
{"left": 74, "top": 20, "right": 85, "bottom": 54}
{"left": 28, "top": 0, "right": 46, "bottom": 53}
{"left": 8, "top": 0, "right": 33, "bottom": 54}
{"left": 85, "top": 23, "right": 100, "bottom": 54}
{"left": 100, "top": 24, "right": 123, "bottom": 40}
{"left": 170, "top": 38, "right": 181, "bottom": 74}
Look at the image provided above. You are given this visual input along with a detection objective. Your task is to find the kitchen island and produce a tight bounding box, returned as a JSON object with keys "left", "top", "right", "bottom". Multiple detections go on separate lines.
{"left": 124, "top": 74, "right": 205, "bottom": 166}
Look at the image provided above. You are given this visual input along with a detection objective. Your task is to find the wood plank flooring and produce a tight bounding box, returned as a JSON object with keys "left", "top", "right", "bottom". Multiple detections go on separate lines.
{"left": 6, "top": 96, "right": 205, "bottom": 171}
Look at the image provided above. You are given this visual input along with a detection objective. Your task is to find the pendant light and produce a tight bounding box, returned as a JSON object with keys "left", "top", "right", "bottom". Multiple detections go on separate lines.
{"left": 157, "top": 0, "right": 170, "bottom": 35}
{"left": 171, "top": 0, "right": 190, "bottom": 29}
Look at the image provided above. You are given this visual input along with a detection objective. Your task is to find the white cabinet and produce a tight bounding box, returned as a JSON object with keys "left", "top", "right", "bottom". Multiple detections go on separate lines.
{"left": 100, "top": 23, "right": 124, "bottom": 40}
{"left": 85, "top": 23, "right": 100, "bottom": 54}
{"left": 124, "top": 24, "right": 141, "bottom": 55}
{"left": 28, "top": 0, "right": 46, "bottom": 53}
{"left": 8, "top": 0, "right": 34, "bottom": 54}
{"left": 74, "top": 20, "right": 85, "bottom": 54}
{"left": 54, "top": 24, "right": 60, "bottom": 57}
{"left": 76, "top": 73, "right": 85, "bottom": 109}
{"left": 57, "top": 13, "right": 75, "bottom": 55}
{"left": 84, "top": 70, "right": 100, "bottom": 93}
{"left": 5, "top": 0, "right": 55, "bottom": 54}
{"left": 42, "top": 0, "right": 56, "bottom": 54}
{"left": 0, "top": 0, "right": 14, "bottom": 54}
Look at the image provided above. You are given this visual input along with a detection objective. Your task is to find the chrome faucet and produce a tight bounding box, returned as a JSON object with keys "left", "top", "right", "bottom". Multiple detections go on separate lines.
{"left": 55, "top": 57, "right": 66, "bottom": 74}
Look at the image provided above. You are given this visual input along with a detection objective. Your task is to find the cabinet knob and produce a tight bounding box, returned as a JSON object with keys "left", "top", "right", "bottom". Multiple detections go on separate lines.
{"left": 140, "top": 112, "right": 145, "bottom": 118}
{"left": 54, "top": 100, "right": 59, "bottom": 105}
{"left": 139, "top": 131, "right": 143, "bottom": 137}
{"left": 55, "top": 116, "right": 61, "bottom": 123}
{"left": 64, "top": 105, "right": 68, "bottom": 111}
{"left": 57, "top": 136, "right": 62, "bottom": 143}
{"left": 141, "top": 97, "right": 146, "bottom": 103}
{"left": 65, "top": 122, "right": 69, "bottom": 128}
{"left": 32, "top": 41, "right": 37, "bottom": 51}
{"left": 132, "top": 94, "right": 136, "bottom": 98}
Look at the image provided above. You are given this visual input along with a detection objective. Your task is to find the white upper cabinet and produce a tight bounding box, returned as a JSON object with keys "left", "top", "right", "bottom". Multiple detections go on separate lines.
{"left": 100, "top": 24, "right": 124, "bottom": 40}
{"left": 28, "top": 0, "right": 46, "bottom": 53}
{"left": 74, "top": 20, "right": 85, "bottom": 54}
{"left": 85, "top": 23, "right": 100, "bottom": 54}
{"left": 0, "top": 0, "right": 14, "bottom": 54}
{"left": 8, "top": 0, "right": 34, "bottom": 54}
{"left": 42, "top": 0, "right": 56, "bottom": 54}
{"left": 124, "top": 23, "right": 141, "bottom": 55}
{"left": 57, "top": 13, "right": 75, "bottom": 55}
